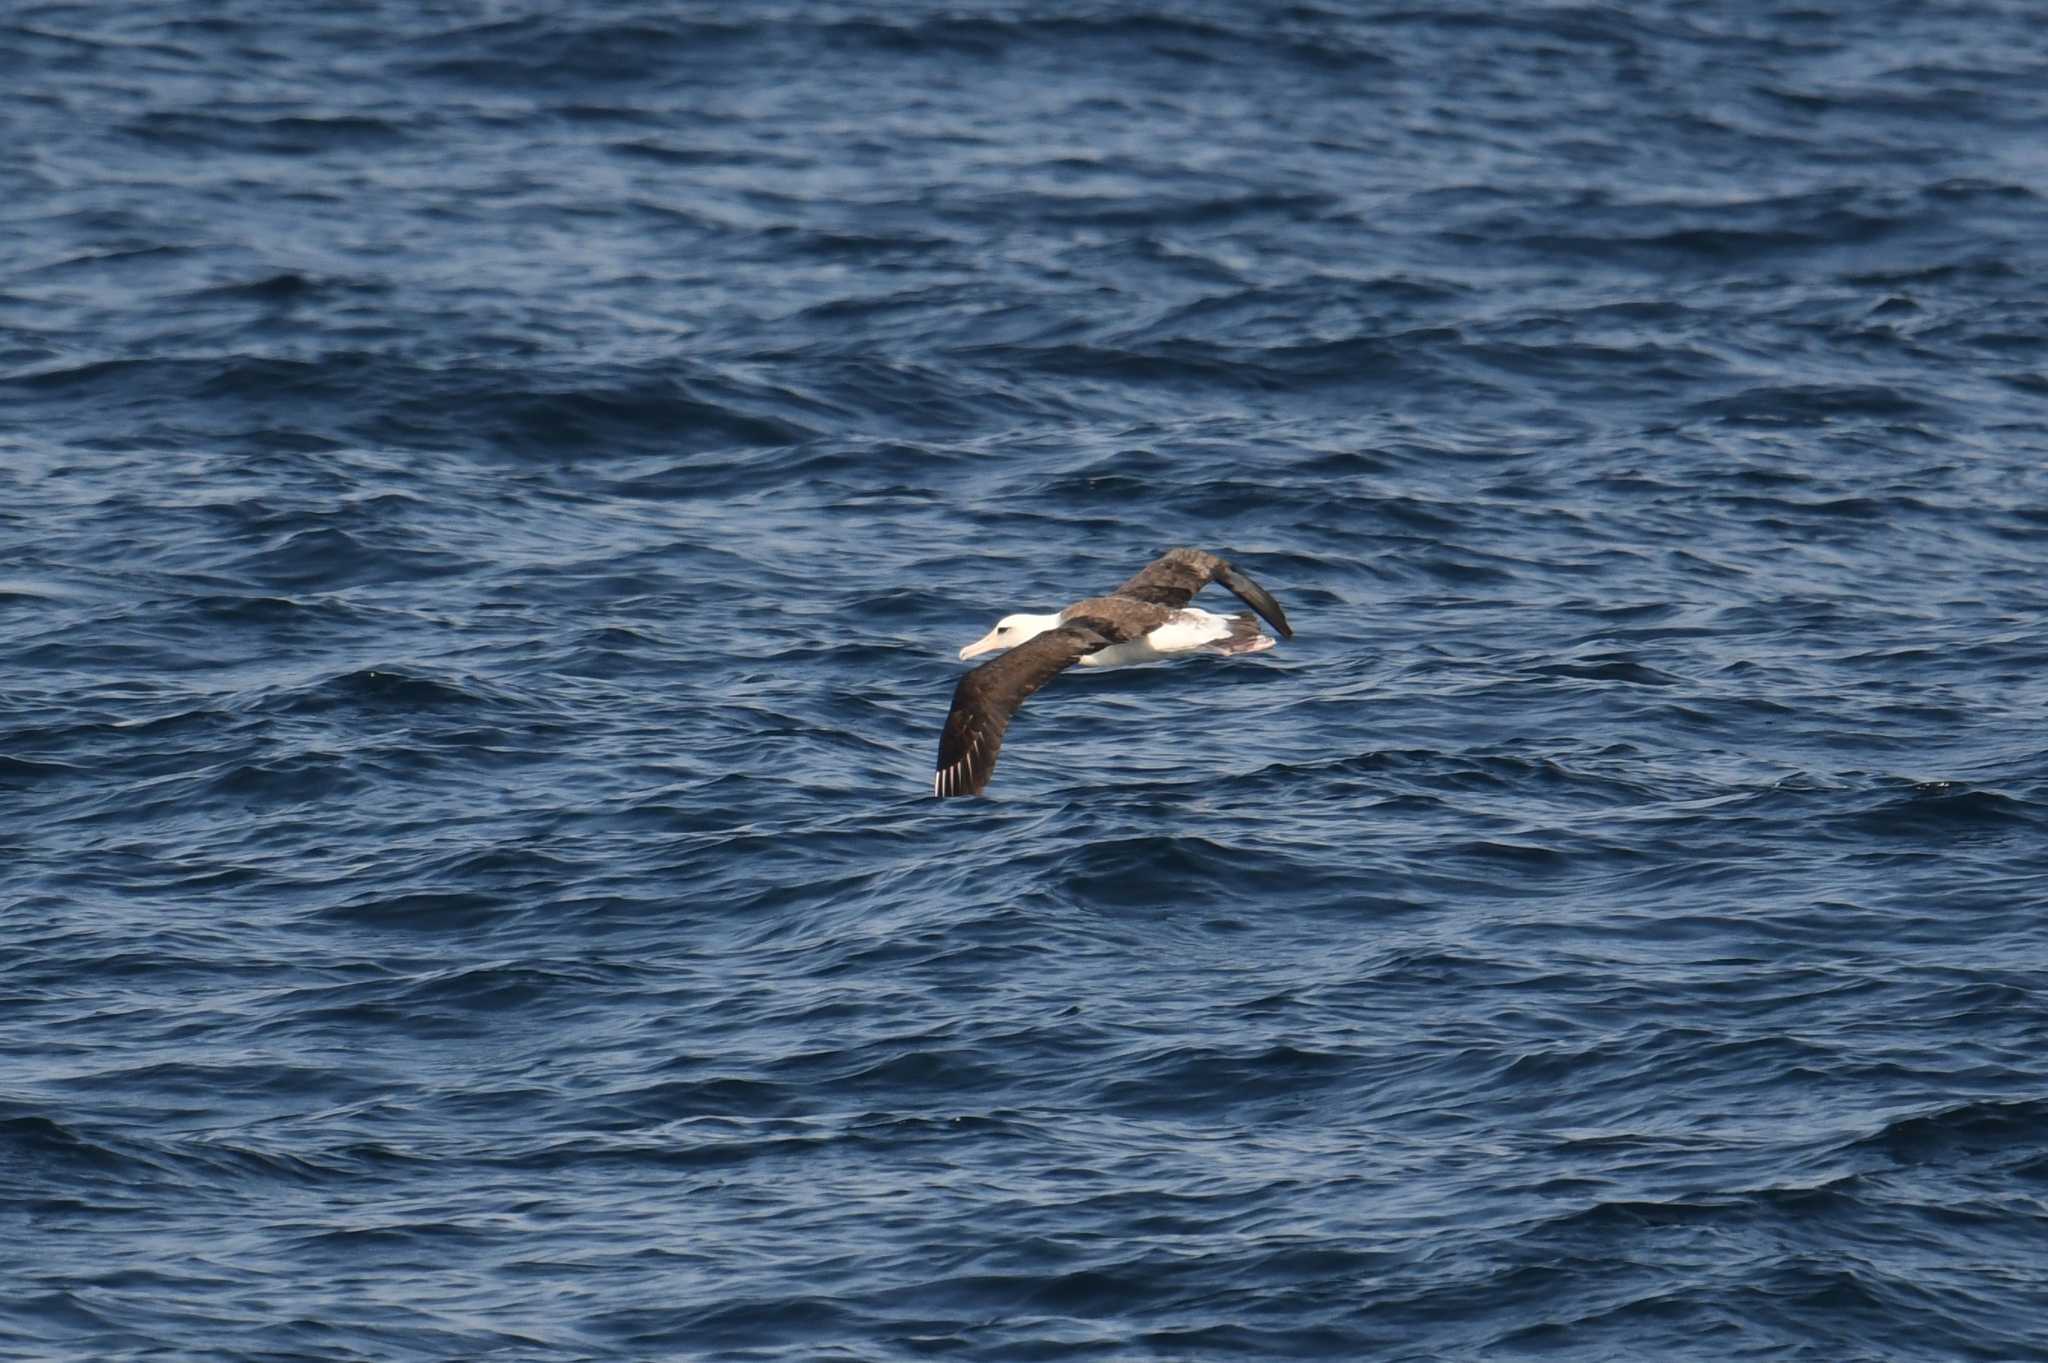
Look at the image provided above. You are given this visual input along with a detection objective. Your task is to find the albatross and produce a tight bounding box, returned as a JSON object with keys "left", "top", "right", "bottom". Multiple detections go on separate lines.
{"left": 933, "top": 548, "right": 1294, "bottom": 797}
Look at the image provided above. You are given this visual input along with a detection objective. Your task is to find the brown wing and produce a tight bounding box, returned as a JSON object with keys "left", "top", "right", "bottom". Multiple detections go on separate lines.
{"left": 934, "top": 625, "right": 1109, "bottom": 798}
{"left": 1112, "top": 548, "right": 1293, "bottom": 639}
{"left": 1112, "top": 547, "right": 1219, "bottom": 610}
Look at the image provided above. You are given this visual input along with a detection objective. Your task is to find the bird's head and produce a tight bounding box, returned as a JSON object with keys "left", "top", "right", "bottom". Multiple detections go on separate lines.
{"left": 959, "top": 612, "right": 1060, "bottom": 661}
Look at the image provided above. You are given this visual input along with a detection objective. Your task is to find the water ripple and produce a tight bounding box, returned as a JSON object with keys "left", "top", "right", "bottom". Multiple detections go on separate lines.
{"left": 5, "top": 0, "right": 2048, "bottom": 1359}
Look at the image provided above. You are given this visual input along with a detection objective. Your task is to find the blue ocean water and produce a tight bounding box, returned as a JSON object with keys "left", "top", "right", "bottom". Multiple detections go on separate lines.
{"left": 5, "top": 1, "right": 2048, "bottom": 1358}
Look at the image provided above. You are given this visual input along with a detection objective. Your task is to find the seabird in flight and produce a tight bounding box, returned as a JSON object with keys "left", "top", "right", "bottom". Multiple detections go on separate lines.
{"left": 934, "top": 548, "right": 1294, "bottom": 797}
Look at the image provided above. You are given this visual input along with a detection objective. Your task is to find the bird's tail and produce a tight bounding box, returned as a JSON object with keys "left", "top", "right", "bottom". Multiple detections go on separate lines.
{"left": 1204, "top": 612, "right": 1276, "bottom": 656}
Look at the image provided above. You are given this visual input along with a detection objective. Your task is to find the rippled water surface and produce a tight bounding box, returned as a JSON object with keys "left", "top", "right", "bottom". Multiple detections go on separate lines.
{"left": 6, "top": 2, "right": 2048, "bottom": 1359}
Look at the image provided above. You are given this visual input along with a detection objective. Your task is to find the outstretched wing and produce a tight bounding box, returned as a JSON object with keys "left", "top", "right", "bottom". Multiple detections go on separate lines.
{"left": 1113, "top": 548, "right": 1293, "bottom": 639}
{"left": 935, "top": 625, "right": 1110, "bottom": 797}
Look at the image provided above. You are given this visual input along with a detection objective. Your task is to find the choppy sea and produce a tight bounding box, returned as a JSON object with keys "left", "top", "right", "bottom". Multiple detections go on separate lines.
{"left": 5, "top": 3, "right": 2048, "bottom": 1359}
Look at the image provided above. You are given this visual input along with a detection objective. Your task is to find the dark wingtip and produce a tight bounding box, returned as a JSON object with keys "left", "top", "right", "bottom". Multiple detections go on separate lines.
{"left": 934, "top": 667, "right": 1005, "bottom": 797}
{"left": 1217, "top": 562, "right": 1293, "bottom": 639}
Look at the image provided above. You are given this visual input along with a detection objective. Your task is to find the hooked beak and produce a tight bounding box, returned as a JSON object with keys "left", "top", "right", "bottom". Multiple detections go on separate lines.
{"left": 959, "top": 629, "right": 1004, "bottom": 661}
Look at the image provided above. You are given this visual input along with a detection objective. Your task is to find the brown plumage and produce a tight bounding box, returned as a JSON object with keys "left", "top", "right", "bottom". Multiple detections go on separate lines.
{"left": 1113, "top": 548, "right": 1294, "bottom": 636}
{"left": 933, "top": 549, "right": 1294, "bottom": 798}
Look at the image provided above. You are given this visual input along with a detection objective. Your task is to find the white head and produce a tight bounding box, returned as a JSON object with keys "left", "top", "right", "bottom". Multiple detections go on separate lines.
{"left": 959, "top": 612, "right": 1062, "bottom": 661}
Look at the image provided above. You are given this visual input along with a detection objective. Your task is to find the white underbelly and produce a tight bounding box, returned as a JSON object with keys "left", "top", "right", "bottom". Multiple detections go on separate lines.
{"left": 1077, "top": 639, "right": 1165, "bottom": 668}
{"left": 1077, "top": 610, "right": 1234, "bottom": 667}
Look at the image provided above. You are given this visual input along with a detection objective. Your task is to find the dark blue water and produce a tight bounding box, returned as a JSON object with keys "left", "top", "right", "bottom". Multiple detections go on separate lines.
{"left": 6, "top": 2, "right": 2048, "bottom": 1358}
